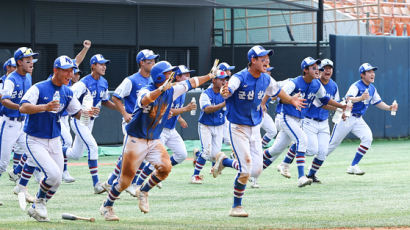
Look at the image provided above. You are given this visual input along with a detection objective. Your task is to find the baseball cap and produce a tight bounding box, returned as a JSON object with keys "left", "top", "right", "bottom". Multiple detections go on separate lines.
{"left": 215, "top": 70, "right": 228, "bottom": 79}
{"left": 359, "top": 63, "right": 378, "bottom": 74}
{"left": 150, "top": 61, "right": 178, "bottom": 84}
{"left": 54, "top": 55, "right": 76, "bottom": 69}
{"left": 14, "top": 47, "right": 39, "bottom": 61}
{"left": 175, "top": 65, "right": 195, "bottom": 76}
{"left": 3, "top": 58, "right": 16, "bottom": 72}
{"left": 218, "top": 62, "right": 235, "bottom": 71}
{"left": 90, "top": 54, "right": 110, "bottom": 65}
{"left": 136, "top": 49, "right": 159, "bottom": 63}
{"left": 74, "top": 68, "right": 81, "bottom": 74}
{"left": 247, "top": 45, "right": 273, "bottom": 62}
{"left": 301, "top": 57, "right": 321, "bottom": 70}
{"left": 267, "top": 65, "right": 274, "bottom": 72}
{"left": 319, "top": 59, "right": 333, "bottom": 71}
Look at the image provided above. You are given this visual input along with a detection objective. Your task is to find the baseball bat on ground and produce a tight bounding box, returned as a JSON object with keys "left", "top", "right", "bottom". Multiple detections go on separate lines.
{"left": 62, "top": 213, "right": 95, "bottom": 222}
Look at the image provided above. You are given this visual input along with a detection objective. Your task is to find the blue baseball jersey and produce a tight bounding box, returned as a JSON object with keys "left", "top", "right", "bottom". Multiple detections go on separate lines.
{"left": 21, "top": 79, "right": 81, "bottom": 139}
{"left": 164, "top": 93, "right": 186, "bottom": 129}
{"left": 1, "top": 71, "right": 32, "bottom": 118}
{"left": 305, "top": 78, "right": 340, "bottom": 121}
{"left": 226, "top": 68, "right": 280, "bottom": 126}
{"left": 126, "top": 81, "right": 192, "bottom": 139}
{"left": 280, "top": 76, "right": 330, "bottom": 119}
{"left": 199, "top": 87, "right": 226, "bottom": 126}
{"left": 0, "top": 74, "right": 8, "bottom": 116}
{"left": 71, "top": 74, "right": 110, "bottom": 107}
{"left": 345, "top": 80, "right": 381, "bottom": 116}
{"left": 113, "top": 72, "right": 153, "bottom": 114}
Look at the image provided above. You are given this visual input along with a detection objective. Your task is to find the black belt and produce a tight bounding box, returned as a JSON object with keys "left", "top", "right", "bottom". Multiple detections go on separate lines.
{"left": 352, "top": 113, "right": 362, "bottom": 118}
{"left": 7, "top": 116, "right": 25, "bottom": 122}
{"left": 305, "top": 116, "right": 325, "bottom": 122}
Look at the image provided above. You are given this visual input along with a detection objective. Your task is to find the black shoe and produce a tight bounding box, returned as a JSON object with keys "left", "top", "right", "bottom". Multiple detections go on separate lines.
{"left": 307, "top": 174, "right": 321, "bottom": 183}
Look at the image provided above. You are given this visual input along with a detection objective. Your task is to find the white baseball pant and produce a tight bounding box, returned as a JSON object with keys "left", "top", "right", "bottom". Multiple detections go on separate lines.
{"left": 302, "top": 118, "right": 330, "bottom": 161}
{"left": 229, "top": 123, "right": 263, "bottom": 177}
{"left": 60, "top": 115, "right": 73, "bottom": 148}
{"left": 160, "top": 128, "right": 187, "bottom": 164}
{"left": 67, "top": 117, "right": 98, "bottom": 160}
{"left": 198, "top": 123, "right": 224, "bottom": 161}
{"left": 0, "top": 116, "right": 26, "bottom": 174}
{"left": 328, "top": 116, "right": 372, "bottom": 156}
{"left": 26, "top": 135, "right": 63, "bottom": 190}
{"left": 261, "top": 112, "right": 277, "bottom": 140}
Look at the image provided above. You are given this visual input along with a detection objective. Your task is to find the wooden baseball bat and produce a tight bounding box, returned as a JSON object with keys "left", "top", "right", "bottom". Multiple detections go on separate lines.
{"left": 62, "top": 213, "right": 95, "bottom": 222}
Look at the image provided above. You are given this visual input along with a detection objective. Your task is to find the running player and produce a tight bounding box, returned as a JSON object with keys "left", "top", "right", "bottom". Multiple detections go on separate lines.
{"left": 327, "top": 63, "right": 398, "bottom": 175}
{"left": 217, "top": 45, "right": 306, "bottom": 217}
{"left": 99, "top": 60, "right": 216, "bottom": 220}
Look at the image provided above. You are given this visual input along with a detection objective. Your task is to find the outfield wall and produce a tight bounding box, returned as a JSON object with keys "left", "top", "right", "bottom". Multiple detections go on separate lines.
{"left": 330, "top": 34, "right": 410, "bottom": 138}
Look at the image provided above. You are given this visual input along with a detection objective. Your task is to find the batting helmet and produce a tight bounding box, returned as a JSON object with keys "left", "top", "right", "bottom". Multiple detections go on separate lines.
{"left": 150, "top": 61, "right": 177, "bottom": 84}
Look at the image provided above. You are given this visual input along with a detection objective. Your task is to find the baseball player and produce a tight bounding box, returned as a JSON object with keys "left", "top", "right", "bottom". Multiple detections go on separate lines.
{"left": 261, "top": 57, "right": 347, "bottom": 187}
{"left": 99, "top": 60, "right": 215, "bottom": 221}
{"left": 136, "top": 65, "right": 196, "bottom": 188}
{"left": 326, "top": 63, "right": 398, "bottom": 175}
{"left": 191, "top": 70, "right": 239, "bottom": 184}
{"left": 302, "top": 59, "right": 339, "bottom": 183}
{"left": 0, "top": 48, "right": 36, "bottom": 184}
{"left": 65, "top": 54, "right": 117, "bottom": 194}
{"left": 217, "top": 45, "right": 305, "bottom": 217}
{"left": 103, "top": 49, "right": 159, "bottom": 196}
{"left": 20, "top": 56, "right": 84, "bottom": 222}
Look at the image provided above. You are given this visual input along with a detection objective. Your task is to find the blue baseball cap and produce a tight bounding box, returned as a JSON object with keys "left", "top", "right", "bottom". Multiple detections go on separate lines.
{"left": 319, "top": 58, "right": 333, "bottom": 71}
{"left": 218, "top": 62, "right": 235, "bottom": 71}
{"left": 247, "top": 45, "right": 273, "bottom": 62}
{"left": 215, "top": 70, "right": 228, "bottom": 79}
{"left": 267, "top": 65, "right": 274, "bottom": 72}
{"left": 301, "top": 57, "right": 321, "bottom": 70}
{"left": 54, "top": 55, "right": 76, "bottom": 69}
{"left": 175, "top": 65, "right": 195, "bottom": 76}
{"left": 14, "top": 47, "right": 39, "bottom": 61}
{"left": 90, "top": 54, "right": 110, "bottom": 65}
{"left": 359, "top": 63, "right": 378, "bottom": 74}
{"left": 136, "top": 49, "right": 159, "bottom": 63}
{"left": 3, "top": 58, "right": 16, "bottom": 72}
{"left": 151, "top": 61, "right": 178, "bottom": 84}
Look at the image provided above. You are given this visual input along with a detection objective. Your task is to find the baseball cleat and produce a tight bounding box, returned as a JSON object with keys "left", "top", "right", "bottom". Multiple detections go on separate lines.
{"left": 156, "top": 182, "right": 162, "bottom": 189}
{"left": 34, "top": 198, "right": 48, "bottom": 219}
{"left": 190, "top": 175, "right": 204, "bottom": 184}
{"left": 8, "top": 170, "right": 20, "bottom": 183}
{"left": 297, "top": 176, "right": 313, "bottom": 187}
{"left": 136, "top": 190, "right": 149, "bottom": 213}
{"left": 277, "top": 163, "right": 291, "bottom": 178}
{"left": 125, "top": 183, "right": 138, "bottom": 197}
{"left": 102, "top": 181, "right": 112, "bottom": 192}
{"left": 212, "top": 152, "right": 226, "bottom": 178}
{"left": 229, "top": 206, "right": 248, "bottom": 217}
{"left": 192, "top": 148, "right": 200, "bottom": 167}
{"left": 62, "top": 170, "right": 75, "bottom": 183}
{"left": 13, "top": 185, "right": 35, "bottom": 203}
{"left": 28, "top": 206, "right": 49, "bottom": 222}
{"left": 249, "top": 177, "right": 260, "bottom": 188}
{"left": 94, "top": 182, "right": 107, "bottom": 194}
{"left": 306, "top": 174, "right": 321, "bottom": 183}
{"left": 100, "top": 202, "right": 119, "bottom": 221}
{"left": 346, "top": 165, "right": 365, "bottom": 175}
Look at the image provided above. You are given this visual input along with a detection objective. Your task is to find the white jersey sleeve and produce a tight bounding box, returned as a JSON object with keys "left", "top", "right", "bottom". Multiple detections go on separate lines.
{"left": 282, "top": 80, "right": 296, "bottom": 95}
{"left": 334, "top": 86, "right": 340, "bottom": 102}
{"left": 172, "top": 83, "right": 189, "bottom": 101}
{"left": 21, "top": 86, "right": 39, "bottom": 105}
{"left": 227, "top": 76, "right": 241, "bottom": 94}
{"left": 71, "top": 81, "right": 87, "bottom": 99}
{"left": 114, "top": 78, "right": 132, "bottom": 99}
{"left": 102, "top": 88, "right": 110, "bottom": 101}
{"left": 345, "top": 84, "right": 359, "bottom": 98}
{"left": 199, "top": 92, "right": 211, "bottom": 110}
{"left": 316, "top": 84, "right": 327, "bottom": 99}
{"left": 2, "top": 79, "right": 15, "bottom": 98}
{"left": 137, "top": 88, "right": 150, "bottom": 108}
{"left": 371, "top": 88, "right": 382, "bottom": 105}
{"left": 265, "top": 77, "right": 281, "bottom": 97}
{"left": 66, "top": 96, "right": 82, "bottom": 115}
